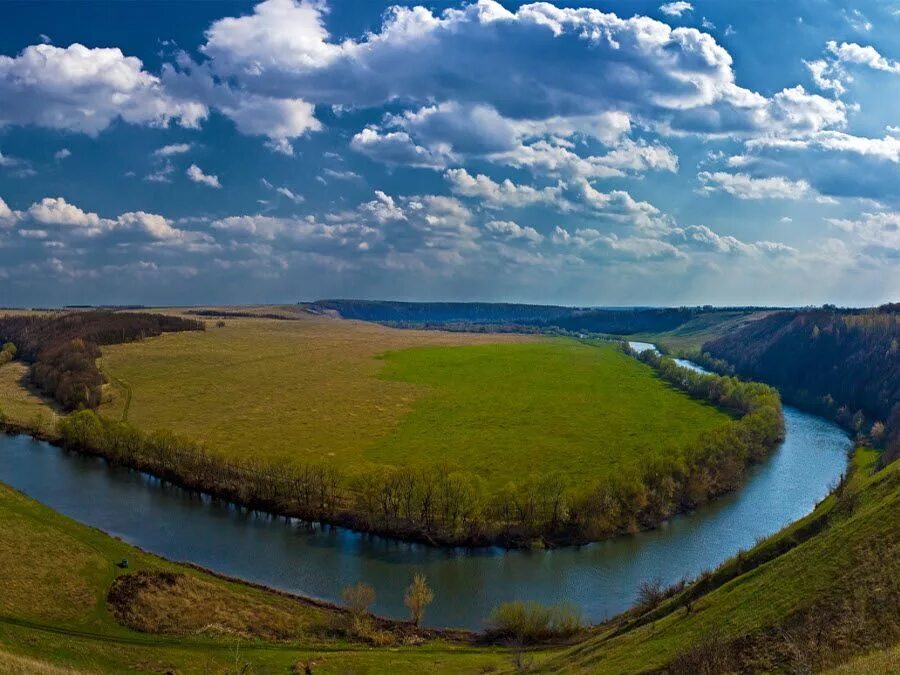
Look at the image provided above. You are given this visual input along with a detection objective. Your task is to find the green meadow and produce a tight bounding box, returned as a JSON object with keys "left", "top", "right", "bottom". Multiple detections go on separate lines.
{"left": 368, "top": 340, "right": 731, "bottom": 487}
{"left": 97, "top": 317, "right": 730, "bottom": 493}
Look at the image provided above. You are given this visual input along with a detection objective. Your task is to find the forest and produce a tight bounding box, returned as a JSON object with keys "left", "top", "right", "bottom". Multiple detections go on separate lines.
{"left": 309, "top": 300, "right": 773, "bottom": 337}
{"left": 702, "top": 304, "right": 899, "bottom": 461}
{"left": 0, "top": 311, "right": 204, "bottom": 410}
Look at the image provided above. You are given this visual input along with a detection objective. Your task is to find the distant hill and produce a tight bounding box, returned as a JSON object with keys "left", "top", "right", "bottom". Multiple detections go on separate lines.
{"left": 703, "top": 304, "right": 899, "bottom": 457}
{"left": 306, "top": 299, "right": 578, "bottom": 324}
{"left": 308, "top": 300, "right": 769, "bottom": 336}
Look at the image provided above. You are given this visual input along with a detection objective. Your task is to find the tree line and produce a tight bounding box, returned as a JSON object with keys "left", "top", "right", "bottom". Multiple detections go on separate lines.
{"left": 55, "top": 346, "right": 784, "bottom": 548}
{"left": 0, "top": 311, "right": 204, "bottom": 410}
{"left": 702, "top": 304, "right": 899, "bottom": 463}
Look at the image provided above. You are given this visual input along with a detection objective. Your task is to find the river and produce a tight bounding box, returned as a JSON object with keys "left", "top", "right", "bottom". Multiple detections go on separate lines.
{"left": 0, "top": 345, "right": 849, "bottom": 629}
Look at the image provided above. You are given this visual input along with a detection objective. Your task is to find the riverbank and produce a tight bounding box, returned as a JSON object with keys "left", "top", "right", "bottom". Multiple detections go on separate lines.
{"left": 0, "top": 397, "right": 847, "bottom": 629}
{"left": 0, "top": 476, "right": 536, "bottom": 673}
{"left": 40, "top": 342, "right": 781, "bottom": 549}
{"left": 0, "top": 439, "right": 889, "bottom": 672}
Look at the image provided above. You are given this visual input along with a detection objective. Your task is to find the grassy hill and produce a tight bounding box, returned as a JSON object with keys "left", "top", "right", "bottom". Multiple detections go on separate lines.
{"left": 543, "top": 449, "right": 899, "bottom": 673}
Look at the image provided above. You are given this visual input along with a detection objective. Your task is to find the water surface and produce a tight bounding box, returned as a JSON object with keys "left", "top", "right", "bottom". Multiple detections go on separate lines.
{"left": 0, "top": 352, "right": 848, "bottom": 629}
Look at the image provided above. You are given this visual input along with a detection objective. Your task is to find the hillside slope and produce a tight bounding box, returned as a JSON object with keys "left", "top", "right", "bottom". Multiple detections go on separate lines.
{"left": 702, "top": 305, "right": 899, "bottom": 449}
{"left": 545, "top": 449, "right": 899, "bottom": 673}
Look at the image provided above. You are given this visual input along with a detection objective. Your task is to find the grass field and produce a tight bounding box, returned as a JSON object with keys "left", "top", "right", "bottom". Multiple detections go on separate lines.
{"left": 0, "top": 480, "right": 531, "bottom": 673}
{"left": 97, "top": 315, "right": 730, "bottom": 492}
{"left": 0, "top": 361, "right": 58, "bottom": 431}
{"left": 368, "top": 341, "right": 730, "bottom": 485}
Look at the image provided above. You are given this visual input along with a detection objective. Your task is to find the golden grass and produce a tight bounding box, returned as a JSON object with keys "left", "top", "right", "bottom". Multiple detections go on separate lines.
{"left": 827, "top": 643, "right": 900, "bottom": 674}
{"left": 98, "top": 314, "right": 534, "bottom": 468}
{"left": 0, "top": 362, "right": 59, "bottom": 430}
{"left": 0, "top": 649, "right": 89, "bottom": 675}
{"left": 108, "top": 570, "right": 331, "bottom": 640}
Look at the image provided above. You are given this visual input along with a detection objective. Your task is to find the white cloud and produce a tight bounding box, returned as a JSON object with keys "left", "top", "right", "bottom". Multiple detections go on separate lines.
{"left": 218, "top": 95, "right": 320, "bottom": 155}
{"left": 827, "top": 211, "right": 900, "bottom": 255}
{"left": 323, "top": 168, "right": 361, "bottom": 181}
{"left": 0, "top": 197, "right": 18, "bottom": 226}
{"left": 0, "top": 152, "right": 21, "bottom": 167}
{"left": 843, "top": 9, "right": 872, "bottom": 33}
{"left": 0, "top": 44, "right": 206, "bottom": 135}
{"left": 748, "top": 131, "right": 900, "bottom": 163}
{"left": 145, "top": 162, "right": 175, "bottom": 183}
{"left": 698, "top": 171, "right": 813, "bottom": 200}
{"left": 485, "top": 219, "right": 543, "bottom": 243}
{"left": 359, "top": 191, "right": 405, "bottom": 224}
{"left": 6, "top": 195, "right": 209, "bottom": 244}
{"left": 27, "top": 197, "right": 105, "bottom": 231}
{"left": 807, "top": 41, "right": 900, "bottom": 96}
{"left": 154, "top": 143, "right": 193, "bottom": 157}
{"left": 186, "top": 164, "right": 221, "bottom": 188}
{"left": 445, "top": 169, "right": 563, "bottom": 209}
{"left": 827, "top": 41, "right": 900, "bottom": 73}
{"left": 659, "top": 2, "right": 693, "bottom": 18}
{"left": 197, "top": 0, "right": 846, "bottom": 140}
{"left": 351, "top": 127, "right": 455, "bottom": 168}
{"left": 276, "top": 187, "right": 304, "bottom": 203}
{"left": 54, "top": 148, "right": 71, "bottom": 160}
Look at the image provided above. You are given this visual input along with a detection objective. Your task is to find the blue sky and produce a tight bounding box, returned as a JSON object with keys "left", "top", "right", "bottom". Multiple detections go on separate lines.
{"left": 0, "top": 0, "right": 898, "bottom": 307}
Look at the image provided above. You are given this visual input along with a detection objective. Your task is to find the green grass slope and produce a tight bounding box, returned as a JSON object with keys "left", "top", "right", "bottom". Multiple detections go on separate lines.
{"left": 546, "top": 449, "right": 900, "bottom": 673}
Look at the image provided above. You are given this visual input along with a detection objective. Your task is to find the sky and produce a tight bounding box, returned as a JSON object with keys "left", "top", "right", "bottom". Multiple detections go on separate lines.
{"left": 0, "top": 0, "right": 898, "bottom": 307}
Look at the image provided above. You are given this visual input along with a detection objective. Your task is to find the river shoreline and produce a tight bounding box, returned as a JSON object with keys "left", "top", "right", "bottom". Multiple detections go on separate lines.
{"left": 7, "top": 343, "right": 784, "bottom": 550}
{"left": 0, "top": 400, "right": 849, "bottom": 628}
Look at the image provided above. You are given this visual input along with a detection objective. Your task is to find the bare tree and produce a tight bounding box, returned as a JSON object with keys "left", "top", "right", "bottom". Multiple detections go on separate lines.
{"left": 403, "top": 573, "right": 434, "bottom": 626}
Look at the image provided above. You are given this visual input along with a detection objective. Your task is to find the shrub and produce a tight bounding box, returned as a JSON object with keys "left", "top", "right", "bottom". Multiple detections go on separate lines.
{"left": 637, "top": 578, "right": 666, "bottom": 612}
{"left": 341, "top": 582, "right": 376, "bottom": 619}
{"left": 486, "top": 601, "right": 583, "bottom": 643}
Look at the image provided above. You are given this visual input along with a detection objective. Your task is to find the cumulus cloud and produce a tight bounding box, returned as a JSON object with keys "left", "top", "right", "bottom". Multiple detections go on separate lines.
{"left": 196, "top": 0, "right": 846, "bottom": 140}
{"left": 659, "top": 2, "right": 693, "bottom": 17}
{"left": 807, "top": 41, "right": 900, "bottom": 96}
{"left": 186, "top": 164, "right": 222, "bottom": 188}
{"left": 218, "top": 94, "right": 320, "bottom": 155}
{"left": 2, "top": 195, "right": 210, "bottom": 245}
{"left": 0, "top": 44, "right": 206, "bottom": 135}
{"left": 485, "top": 219, "right": 543, "bottom": 243}
{"left": 0, "top": 197, "right": 18, "bottom": 226}
{"left": 351, "top": 127, "right": 455, "bottom": 168}
{"left": 698, "top": 171, "right": 813, "bottom": 200}
{"left": 445, "top": 169, "right": 564, "bottom": 209}
{"left": 54, "top": 148, "right": 71, "bottom": 160}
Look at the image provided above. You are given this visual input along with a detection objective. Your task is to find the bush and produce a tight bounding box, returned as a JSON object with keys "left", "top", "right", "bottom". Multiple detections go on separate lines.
{"left": 341, "top": 582, "right": 376, "bottom": 618}
{"left": 486, "top": 601, "right": 583, "bottom": 643}
{"left": 637, "top": 578, "right": 666, "bottom": 612}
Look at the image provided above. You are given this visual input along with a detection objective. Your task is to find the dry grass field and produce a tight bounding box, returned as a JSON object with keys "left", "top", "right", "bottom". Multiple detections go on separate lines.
{"left": 99, "top": 314, "right": 536, "bottom": 465}
{"left": 0, "top": 361, "right": 58, "bottom": 431}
